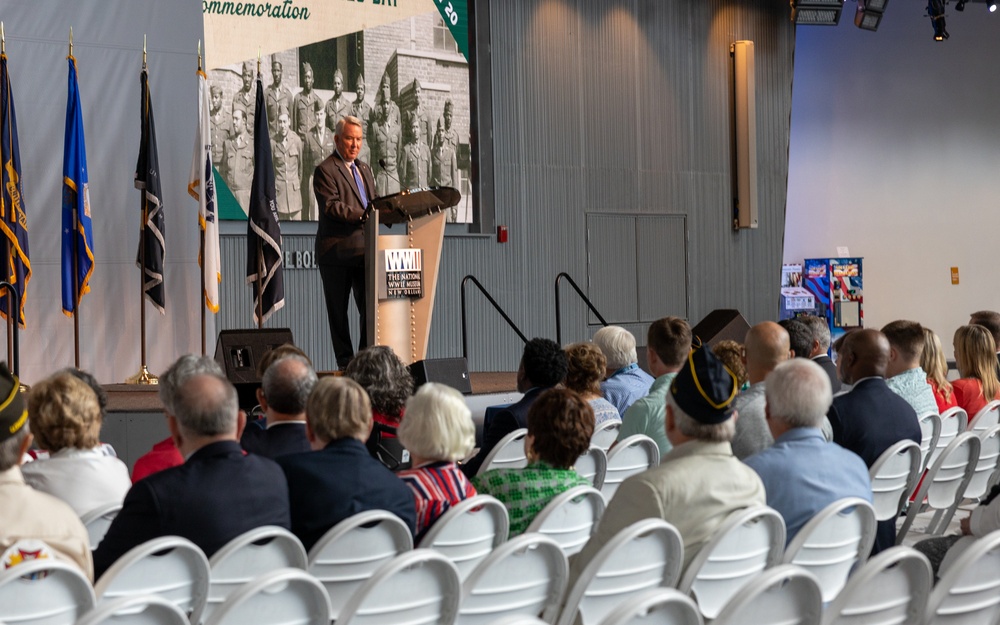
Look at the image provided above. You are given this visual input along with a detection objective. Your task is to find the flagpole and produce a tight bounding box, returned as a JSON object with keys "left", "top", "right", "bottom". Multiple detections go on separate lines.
{"left": 69, "top": 27, "right": 81, "bottom": 370}
{"left": 2, "top": 22, "right": 11, "bottom": 369}
{"left": 198, "top": 41, "right": 207, "bottom": 355}
{"left": 256, "top": 238, "right": 263, "bottom": 330}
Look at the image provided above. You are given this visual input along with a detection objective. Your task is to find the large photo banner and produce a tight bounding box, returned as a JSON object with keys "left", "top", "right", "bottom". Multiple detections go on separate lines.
{"left": 203, "top": 0, "right": 472, "bottom": 224}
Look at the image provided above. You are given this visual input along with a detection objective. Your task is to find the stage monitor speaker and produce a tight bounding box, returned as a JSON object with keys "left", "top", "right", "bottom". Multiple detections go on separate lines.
{"left": 214, "top": 328, "right": 295, "bottom": 385}
{"left": 409, "top": 357, "right": 472, "bottom": 395}
{"left": 691, "top": 310, "right": 750, "bottom": 349}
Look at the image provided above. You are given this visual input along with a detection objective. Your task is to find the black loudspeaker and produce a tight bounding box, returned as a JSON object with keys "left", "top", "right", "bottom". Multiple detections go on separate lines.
{"left": 214, "top": 328, "right": 295, "bottom": 411}
{"left": 409, "top": 357, "right": 472, "bottom": 395}
{"left": 690, "top": 309, "right": 751, "bottom": 348}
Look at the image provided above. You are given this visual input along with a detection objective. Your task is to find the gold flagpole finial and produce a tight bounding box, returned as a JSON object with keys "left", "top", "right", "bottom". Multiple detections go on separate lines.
{"left": 2, "top": 22, "right": 6, "bottom": 56}
{"left": 143, "top": 34, "right": 147, "bottom": 68}
{"left": 69, "top": 26, "right": 73, "bottom": 57}
{"left": 197, "top": 40, "right": 202, "bottom": 72}
{"left": 256, "top": 47, "right": 261, "bottom": 77}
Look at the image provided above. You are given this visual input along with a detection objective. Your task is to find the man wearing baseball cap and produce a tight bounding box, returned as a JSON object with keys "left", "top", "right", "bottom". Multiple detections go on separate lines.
{"left": 573, "top": 344, "right": 765, "bottom": 575}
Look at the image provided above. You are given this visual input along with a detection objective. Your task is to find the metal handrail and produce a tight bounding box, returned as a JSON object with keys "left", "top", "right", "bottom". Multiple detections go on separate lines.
{"left": 461, "top": 275, "right": 528, "bottom": 361}
{"left": 554, "top": 272, "right": 608, "bottom": 345}
{"left": 0, "top": 281, "right": 20, "bottom": 376}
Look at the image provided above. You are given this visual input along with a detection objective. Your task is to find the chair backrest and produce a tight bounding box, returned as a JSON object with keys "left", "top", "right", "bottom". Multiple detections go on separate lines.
{"left": 80, "top": 503, "right": 122, "bottom": 550}
{"left": 781, "top": 497, "right": 876, "bottom": 603}
{"left": 677, "top": 506, "right": 786, "bottom": 621}
{"left": 575, "top": 446, "right": 608, "bottom": 491}
{"left": 201, "top": 568, "right": 330, "bottom": 625}
{"left": 820, "top": 546, "right": 932, "bottom": 625}
{"left": 924, "top": 529, "right": 1000, "bottom": 625}
{"left": 204, "top": 526, "right": 308, "bottom": 623}
{"left": 524, "top": 486, "right": 606, "bottom": 556}
{"left": 602, "top": 436, "right": 659, "bottom": 501}
{"left": 868, "top": 440, "right": 922, "bottom": 521}
{"left": 917, "top": 412, "right": 941, "bottom": 472}
{"left": 596, "top": 588, "right": 704, "bottom": 625}
{"left": 306, "top": 509, "right": 413, "bottom": 621}
{"left": 417, "top": 495, "right": 509, "bottom": 581}
{"left": 336, "top": 549, "right": 461, "bottom": 625}
{"left": 94, "top": 535, "right": 211, "bottom": 625}
{"left": 591, "top": 422, "right": 621, "bottom": 452}
{"left": 477, "top": 429, "right": 528, "bottom": 476}
{"left": 76, "top": 594, "right": 189, "bottom": 625}
{"left": 556, "top": 519, "right": 684, "bottom": 625}
{"left": 967, "top": 399, "right": 1000, "bottom": 434}
{"left": 966, "top": 424, "right": 1000, "bottom": 500}
{"left": 710, "top": 564, "right": 822, "bottom": 625}
{"left": 931, "top": 407, "right": 969, "bottom": 468}
{"left": 0, "top": 558, "right": 96, "bottom": 625}
{"left": 458, "top": 534, "right": 568, "bottom": 625}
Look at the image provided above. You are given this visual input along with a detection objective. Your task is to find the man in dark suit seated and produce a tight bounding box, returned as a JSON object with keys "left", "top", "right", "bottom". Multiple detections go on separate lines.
{"left": 461, "top": 338, "right": 569, "bottom": 478}
{"left": 278, "top": 377, "right": 416, "bottom": 550}
{"left": 93, "top": 358, "right": 291, "bottom": 579}
{"left": 800, "top": 314, "right": 842, "bottom": 394}
{"left": 241, "top": 354, "right": 316, "bottom": 459}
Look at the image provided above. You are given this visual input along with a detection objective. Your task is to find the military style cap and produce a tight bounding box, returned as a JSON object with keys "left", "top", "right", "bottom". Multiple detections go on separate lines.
{"left": 670, "top": 345, "right": 738, "bottom": 424}
{"left": 0, "top": 363, "right": 26, "bottom": 443}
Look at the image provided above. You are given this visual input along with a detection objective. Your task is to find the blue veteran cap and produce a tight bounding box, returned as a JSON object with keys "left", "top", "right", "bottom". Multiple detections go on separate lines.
{"left": 670, "top": 345, "right": 738, "bottom": 424}
{"left": 0, "top": 363, "right": 25, "bottom": 443}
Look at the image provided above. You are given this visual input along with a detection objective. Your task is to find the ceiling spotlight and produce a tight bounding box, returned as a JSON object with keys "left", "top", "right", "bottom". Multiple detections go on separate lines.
{"left": 988, "top": 0, "right": 997, "bottom": 12}
{"left": 956, "top": 0, "right": 966, "bottom": 10}
{"left": 855, "top": 0, "right": 888, "bottom": 31}
{"left": 927, "top": 0, "right": 948, "bottom": 40}
{"left": 790, "top": 0, "right": 846, "bottom": 25}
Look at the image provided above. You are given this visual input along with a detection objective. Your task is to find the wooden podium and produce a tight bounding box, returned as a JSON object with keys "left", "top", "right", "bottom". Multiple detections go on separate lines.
{"left": 363, "top": 186, "right": 461, "bottom": 365}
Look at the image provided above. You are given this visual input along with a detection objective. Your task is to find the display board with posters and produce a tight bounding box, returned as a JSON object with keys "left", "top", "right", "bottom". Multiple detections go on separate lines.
{"left": 203, "top": 0, "right": 472, "bottom": 224}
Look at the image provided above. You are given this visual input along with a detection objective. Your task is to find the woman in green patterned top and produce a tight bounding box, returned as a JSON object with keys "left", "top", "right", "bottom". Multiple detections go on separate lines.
{"left": 473, "top": 388, "right": 594, "bottom": 535}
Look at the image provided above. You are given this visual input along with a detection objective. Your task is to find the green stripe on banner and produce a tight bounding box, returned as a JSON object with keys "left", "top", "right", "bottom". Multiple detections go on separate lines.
{"left": 434, "top": 0, "right": 469, "bottom": 60}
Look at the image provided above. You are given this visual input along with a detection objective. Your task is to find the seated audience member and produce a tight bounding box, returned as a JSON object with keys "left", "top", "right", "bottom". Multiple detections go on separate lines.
{"left": 245, "top": 344, "right": 313, "bottom": 429}
{"left": 130, "top": 355, "right": 224, "bottom": 482}
{"left": 969, "top": 309, "right": 1000, "bottom": 374}
{"left": 0, "top": 364, "right": 93, "bottom": 580}
{"left": 21, "top": 372, "right": 131, "bottom": 516}
{"left": 474, "top": 388, "right": 593, "bottom": 536}
{"left": 593, "top": 325, "right": 654, "bottom": 415}
{"left": 461, "top": 338, "right": 568, "bottom": 477}
{"left": 346, "top": 345, "right": 414, "bottom": 468}
{"left": 278, "top": 377, "right": 416, "bottom": 549}
{"left": 915, "top": 483, "right": 1000, "bottom": 577}
{"left": 396, "top": 383, "right": 477, "bottom": 539}
{"left": 712, "top": 340, "right": 748, "bottom": 390}
{"left": 828, "top": 328, "right": 920, "bottom": 554}
{"left": 731, "top": 322, "right": 790, "bottom": 460}
{"left": 799, "top": 314, "right": 842, "bottom": 394}
{"left": 922, "top": 328, "right": 957, "bottom": 413}
{"left": 564, "top": 342, "right": 621, "bottom": 427}
{"left": 240, "top": 354, "right": 316, "bottom": 459}
{"left": 881, "top": 320, "right": 938, "bottom": 416}
{"left": 779, "top": 317, "right": 812, "bottom": 359}
{"left": 952, "top": 324, "right": 1000, "bottom": 418}
{"left": 744, "top": 359, "right": 872, "bottom": 543}
{"left": 616, "top": 317, "right": 691, "bottom": 456}
{"left": 94, "top": 359, "right": 290, "bottom": 579}
{"left": 573, "top": 346, "right": 765, "bottom": 576}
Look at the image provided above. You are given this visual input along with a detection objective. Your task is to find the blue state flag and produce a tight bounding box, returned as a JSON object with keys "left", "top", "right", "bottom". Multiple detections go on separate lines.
{"left": 0, "top": 52, "right": 30, "bottom": 328}
{"left": 62, "top": 56, "right": 94, "bottom": 316}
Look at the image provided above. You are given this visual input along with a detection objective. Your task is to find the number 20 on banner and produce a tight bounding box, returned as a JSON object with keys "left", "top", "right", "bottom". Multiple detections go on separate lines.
{"left": 437, "top": 0, "right": 459, "bottom": 25}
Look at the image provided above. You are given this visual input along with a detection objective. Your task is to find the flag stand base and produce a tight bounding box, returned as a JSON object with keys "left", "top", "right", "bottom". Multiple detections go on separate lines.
{"left": 125, "top": 365, "right": 158, "bottom": 385}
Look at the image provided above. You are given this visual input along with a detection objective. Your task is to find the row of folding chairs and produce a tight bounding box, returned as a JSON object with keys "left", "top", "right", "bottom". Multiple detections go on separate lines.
{"left": 920, "top": 400, "right": 1000, "bottom": 474}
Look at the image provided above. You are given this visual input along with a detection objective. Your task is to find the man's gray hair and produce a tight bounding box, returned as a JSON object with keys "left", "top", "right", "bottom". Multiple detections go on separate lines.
{"left": 335, "top": 115, "right": 363, "bottom": 137}
{"left": 262, "top": 354, "right": 317, "bottom": 414}
{"left": 0, "top": 428, "right": 28, "bottom": 472}
{"left": 764, "top": 359, "right": 832, "bottom": 430}
{"left": 801, "top": 315, "right": 831, "bottom": 352}
{"left": 173, "top": 373, "right": 240, "bottom": 437}
{"left": 667, "top": 393, "right": 735, "bottom": 443}
{"left": 159, "top": 355, "right": 224, "bottom": 415}
{"left": 592, "top": 326, "right": 638, "bottom": 370}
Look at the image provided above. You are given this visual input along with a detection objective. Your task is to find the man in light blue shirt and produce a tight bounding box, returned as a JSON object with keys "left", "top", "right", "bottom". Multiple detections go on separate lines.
{"left": 744, "top": 358, "right": 872, "bottom": 544}
{"left": 882, "top": 320, "right": 938, "bottom": 417}
{"left": 594, "top": 326, "right": 654, "bottom": 415}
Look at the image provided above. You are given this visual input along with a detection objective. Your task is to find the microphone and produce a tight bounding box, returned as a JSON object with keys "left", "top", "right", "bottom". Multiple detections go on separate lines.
{"left": 378, "top": 158, "right": 403, "bottom": 190}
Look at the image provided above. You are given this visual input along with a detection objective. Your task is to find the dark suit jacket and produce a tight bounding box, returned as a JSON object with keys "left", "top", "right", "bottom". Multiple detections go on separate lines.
{"left": 93, "top": 440, "right": 290, "bottom": 579}
{"left": 813, "top": 355, "right": 842, "bottom": 394}
{"left": 277, "top": 438, "right": 416, "bottom": 551}
{"left": 313, "top": 150, "right": 376, "bottom": 267}
{"left": 240, "top": 422, "right": 311, "bottom": 460}
{"left": 461, "top": 387, "right": 545, "bottom": 478}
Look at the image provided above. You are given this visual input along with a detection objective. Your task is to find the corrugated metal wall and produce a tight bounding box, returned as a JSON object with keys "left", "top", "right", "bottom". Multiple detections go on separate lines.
{"left": 218, "top": 0, "right": 795, "bottom": 372}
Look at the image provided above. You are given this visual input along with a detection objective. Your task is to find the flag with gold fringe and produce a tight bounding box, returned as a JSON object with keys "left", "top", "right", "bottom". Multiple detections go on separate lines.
{"left": 0, "top": 50, "right": 30, "bottom": 328}
{"left": 189, "top": 68, "right": 220, "bottom": 313}
{"left": 61, "top": 55, "right": 94, "bottom": 316}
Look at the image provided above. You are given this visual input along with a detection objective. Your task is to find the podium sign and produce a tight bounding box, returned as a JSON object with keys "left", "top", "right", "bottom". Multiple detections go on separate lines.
{"left": 380, "top": 248, "right": 424, "bottom": 299}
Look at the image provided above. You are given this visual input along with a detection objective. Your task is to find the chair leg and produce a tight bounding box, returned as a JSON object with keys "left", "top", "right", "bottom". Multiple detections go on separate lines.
{"left": 927, "top": 509, "right": 945, "bottom": 535}
{"left": 896, "top": 495, "right": 921, "bottom": 545}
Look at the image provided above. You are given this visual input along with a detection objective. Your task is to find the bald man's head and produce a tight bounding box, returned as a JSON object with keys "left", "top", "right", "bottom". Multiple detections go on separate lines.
{"left": 744, "top": 321, "right": 791, "bottom": 384}
{"left": 838, "top": 329, "right": 890, "bottom": 384}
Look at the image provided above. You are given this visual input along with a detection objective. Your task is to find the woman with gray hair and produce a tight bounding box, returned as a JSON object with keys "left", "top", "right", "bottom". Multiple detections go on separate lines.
{"left": 345, "top": 345, "right": 414, "bottom": 469}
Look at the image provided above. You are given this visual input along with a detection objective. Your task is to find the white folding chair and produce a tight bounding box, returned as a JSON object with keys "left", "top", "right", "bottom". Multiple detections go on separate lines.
{"left": 591, "top": 422, "right": 621, "bottom": 453}
{"left": 94, "top": 536, "right": 211, "bottom": 625}
{"left": 575, "top": 446, "right": 608, "bottom": 490}
{"left": 201, "top": 568, "right": 330, "bottom": 625}
{"left": 0, "top": 558, "right": 96, "bottom": 625}
{"left": 477, "top": 429, "right": 528, "bottom": 476}
{"left": 897, "top": 432, "right": 980, "bottom": 542}
{"left": 966, "top": 399, "right": 1000, "bottom": 434}
{"left": 677, "top": 506, "right": 785, "bottom": 621}
{"left": 868, "top": 440, "right": 921, "bottom": 522}
{"left": 923, "top": 529, "right": 1000, "bottom": 625}
{"left": 781, "top": 498, "right": 876, "bottom": 603}
{"left": 821, "top": 546, "right": 932, "bottom": 625}
{"left": 556, "top": 519, "right": 683, "bottom": 625}
{"left": 929, "top": 407, "right": 968, "bottom": 469}
{"left": 485, "top": 617, "right": 549, "bottom": 625}
{"left": 80, "top": 503, "right": 122, "bottom": 550}
{"left": 76, "top": 594, "right": 189, "bottom": 625}
{"left": 917, "top": 412, "right": 941, "bottom": 472}
{"left": 710, "top": 564, "right": 822, "bottom": 625}
{"left": 418, "top": 495, "right": 509, "bottom": 581}
{"left": 602, "top": 436, "right": 659, "bottom": 502}
{"left": 336, "top": 550, "right": 461, "bottom": 625}
{"left": 457, "top": 534, "right": 568, "bottom": 625}
{"left": 524, "top": 486, "right": 606, "bottom": 556}
{"left": 596, "top": 588, "right": 703, "bottom": 625}
{"left": 965, "top": 424, "right": 1000, "bottom": 502}
{"left": 306, "top": 510, "right": 413, "bottom": 621}
{"left": 204, "top": 526, "right": 308, "bottom": 623}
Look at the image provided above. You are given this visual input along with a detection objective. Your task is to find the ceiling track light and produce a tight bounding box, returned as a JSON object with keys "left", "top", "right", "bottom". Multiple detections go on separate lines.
{"left": 988, "top": 0, "right": 997, "bottom": 13}
{"left": 790, "top": 0, "right": 846, "bottom": 25}
{"left": 855, "top": 0, "right": 888, "bottom": 31}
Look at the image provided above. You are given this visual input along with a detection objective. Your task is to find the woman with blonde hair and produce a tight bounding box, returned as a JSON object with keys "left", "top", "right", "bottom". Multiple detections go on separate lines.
{"left": 952, "top": 325, "right": 1000, "bottom": 417}
{"left": 564, "top": 342, "right": 621, "bottom": 427}
{"left": 922, "top": 328, "right": 956, "bottom": 413}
